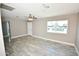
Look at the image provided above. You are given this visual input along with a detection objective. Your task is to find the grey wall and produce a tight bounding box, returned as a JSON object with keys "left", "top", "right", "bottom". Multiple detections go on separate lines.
{"left": 76, "top": 13, "right": 79, "bottom": 54}
{"left": 0, "top": 8, "right": 5, "bottom": 56}
{"left": 32, "top": 13, "right": 78, "bottom": 44}
{"left": 10, "top": 18, "right": 27, "bottom": 37}
{"left": 2, "top": 16, "right": 27, "bottom": 38}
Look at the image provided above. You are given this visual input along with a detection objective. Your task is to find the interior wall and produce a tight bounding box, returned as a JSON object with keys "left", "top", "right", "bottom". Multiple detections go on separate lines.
{"left": 2, "top": 16, "right": 27, "bottom": 38}
{"left": 0, "top": 9, "right": 5, "bottom": 56}
{"left": 10, "top": 18, "right": 27, "bottom": 37}
{"left": 32, "top": 13, "right": 78, "bottom": 44}
{"left": 75, "top": 13, "right": 79, "bottom": 55}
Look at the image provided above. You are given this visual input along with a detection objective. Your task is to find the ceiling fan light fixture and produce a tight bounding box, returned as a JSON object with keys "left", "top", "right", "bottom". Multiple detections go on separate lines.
{"left": 28, "top": 18, "right": 33, "bottom": 21}
{"left": 27, "top": 14, "right": 33, "bottom": 22}
{"left": 27, "top": 14, "right": 37, "bottom": 22}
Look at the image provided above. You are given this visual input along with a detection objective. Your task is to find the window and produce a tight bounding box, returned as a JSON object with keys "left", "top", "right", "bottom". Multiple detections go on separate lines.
{"left": 47, "top": 20, "right": 68, "bottom": 34}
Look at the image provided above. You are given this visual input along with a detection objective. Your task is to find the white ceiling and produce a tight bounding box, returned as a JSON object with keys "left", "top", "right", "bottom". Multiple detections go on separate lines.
{"left": 1, "top": 3, "right": 79, "bottom": 19}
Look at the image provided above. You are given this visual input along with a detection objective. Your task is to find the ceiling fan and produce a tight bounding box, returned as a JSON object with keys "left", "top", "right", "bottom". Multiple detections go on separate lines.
{"left": 27, "top": 14, "right": 37, "bottom": 22}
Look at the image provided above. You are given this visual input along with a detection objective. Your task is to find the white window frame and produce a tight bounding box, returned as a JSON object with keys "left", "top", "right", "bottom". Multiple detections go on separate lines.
{"left": 47, "top": 20, "right": 68, "bottom": 34}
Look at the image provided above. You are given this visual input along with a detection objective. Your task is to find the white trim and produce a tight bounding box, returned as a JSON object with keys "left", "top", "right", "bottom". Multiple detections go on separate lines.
{"left": 27, "top": 22, "right": 32, "bottom": 35}
{"left": 11, "top": 34, "right": 28, "bottom": 39}
{"left": 11, "top": 34, "right": 79, "bottom": 55}
{"left": 31, "top": 35, "right": 75, "bottom": 46}
{"left": 11, "top": 34, "right": 75, "bottom": 46}
{"left": 74, "top": 46, "right": 79, "bottom": 56}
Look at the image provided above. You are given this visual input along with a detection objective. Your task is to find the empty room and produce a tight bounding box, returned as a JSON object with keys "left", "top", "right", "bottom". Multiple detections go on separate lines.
{"left": 0, "top": 3, "right": 79, "bottom": 56}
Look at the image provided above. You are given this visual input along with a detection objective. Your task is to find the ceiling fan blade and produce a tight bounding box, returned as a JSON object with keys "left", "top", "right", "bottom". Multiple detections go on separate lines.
{"left": 0, "top": 3, "right": 14, "bottom": 11}
{"left": 33, "top": 16, "right": 37, "bottom": 19}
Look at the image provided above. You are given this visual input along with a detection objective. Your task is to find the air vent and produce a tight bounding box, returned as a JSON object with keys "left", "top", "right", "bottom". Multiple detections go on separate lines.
{"left": 42, "top": 4, "right": 50, "bottom": 8}
{"left": 0, "top": 3, "right": 14, "bottom": 11}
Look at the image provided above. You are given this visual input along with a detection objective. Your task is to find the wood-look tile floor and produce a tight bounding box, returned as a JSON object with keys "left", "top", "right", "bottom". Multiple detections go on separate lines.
{"left": 6, "top": 35, "right": 78, "bottom": 56}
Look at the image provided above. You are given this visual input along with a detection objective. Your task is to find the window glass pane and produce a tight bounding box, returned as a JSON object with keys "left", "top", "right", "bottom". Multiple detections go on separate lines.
{"left": 47, "top": 20, "right": 68, "bottom": 34}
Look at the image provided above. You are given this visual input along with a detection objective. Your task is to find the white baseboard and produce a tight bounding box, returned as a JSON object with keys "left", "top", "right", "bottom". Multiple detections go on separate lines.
{"left": 31, "top": 35, "right": 75, "bottom": 46}
{"left": 11, "top": 34, "right": 75, "bottom": 46}
{"left": 74, "top": 46, "right": 79, "bottom": 56}
{"left": 11, "top": 34, "right": 28, "bottom": 39}
{"left": 11, "top": 34, "right": 78, "bottom": 55}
